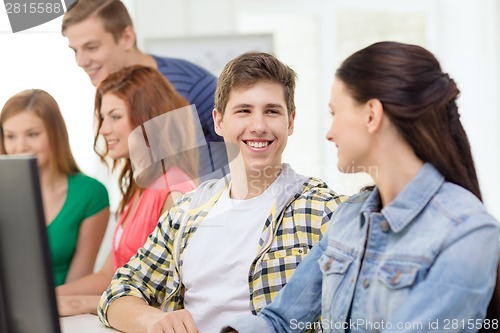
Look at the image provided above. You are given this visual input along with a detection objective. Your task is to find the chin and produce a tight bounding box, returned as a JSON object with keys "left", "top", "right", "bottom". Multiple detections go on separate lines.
{"left": 91, "top": 73, "right": 106, "bottom": 87}
{"left": 91, "top": 78, "right": 102, "bottom": 87}
{"left": 337, "top": 162, "right": 356, "bottom": 174}
{"left": 107, "top": 151, "right": 120, "bottom": 160}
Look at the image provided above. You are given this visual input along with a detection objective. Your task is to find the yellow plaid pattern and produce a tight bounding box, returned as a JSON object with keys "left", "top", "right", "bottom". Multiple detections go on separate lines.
{"left": 98, "top": 177, "right": 346, "bottom": 327}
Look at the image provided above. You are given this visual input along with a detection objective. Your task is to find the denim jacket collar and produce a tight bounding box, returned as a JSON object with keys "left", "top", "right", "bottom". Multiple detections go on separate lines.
{"left": 360, "top": 163, "right": 445, "bottom": 233}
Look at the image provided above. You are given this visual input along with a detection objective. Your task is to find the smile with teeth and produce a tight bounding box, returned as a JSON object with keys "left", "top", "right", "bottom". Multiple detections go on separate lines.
{"left": 107, "top": 139, "right": 118, "bottom": 147}
{"left": 245, "top": 141, "right": 271, "bottom": 149}
{"left": 87, "top": 67, "right": 101, "bottom": 76}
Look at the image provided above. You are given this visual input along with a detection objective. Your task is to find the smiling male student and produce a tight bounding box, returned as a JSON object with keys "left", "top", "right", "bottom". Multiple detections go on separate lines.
{"left": 97, "top": 52, "right": 345, "bottom": 333}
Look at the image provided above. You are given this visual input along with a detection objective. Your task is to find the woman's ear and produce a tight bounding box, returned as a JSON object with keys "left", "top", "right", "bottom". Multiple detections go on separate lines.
{"left": 366, "top": 99, "right": 384, "bottom": 134}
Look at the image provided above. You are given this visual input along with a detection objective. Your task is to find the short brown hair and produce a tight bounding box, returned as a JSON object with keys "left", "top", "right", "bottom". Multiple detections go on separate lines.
{"left": 62, "top": 0, "right": 133, "bottom": 43}
{"left": 0, "top": 89, "right": 80, "bottom": 184}
{"left": 215, "top": 52, "right": 297, "bottom": 117}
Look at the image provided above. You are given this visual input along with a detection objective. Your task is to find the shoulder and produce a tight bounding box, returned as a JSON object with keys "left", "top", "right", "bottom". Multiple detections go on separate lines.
{"left": 67, "top": 174, "right": 109, "bottom": 213}
{"left": 295, "top": 177, "right": 347, "bottom": 204}
{"left": 68, "top": 173, "right": 109, "bottom": 205}
{"left": 284, "top": 177, "right": 348, "bottom": 218}
{"left": 322, "top": 188, "right": 371, "bottom": 221}
{"left": 141, "top": 186, "right": 171, "bottom": 200}
{"left": 69, "top": 173, "right": 107, "bottom": 192}
{"left": 431, "top": 182, "right": 498, "bottom": 227}
{"left": 158, "top": 177, "right": 226, "bottom": 227}
{"left": 151, "top": 54, "right": 215, "bottom": 79}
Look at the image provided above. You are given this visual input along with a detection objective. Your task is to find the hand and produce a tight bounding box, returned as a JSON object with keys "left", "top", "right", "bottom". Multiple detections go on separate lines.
{"left": 147, "top": 309, "right": 200, "bottom": 333}
{"left": 57, "top": 295, "right": 83, "bottom": 317}
{"left": 57, "top": 295, "right": 100, "bottom": 317}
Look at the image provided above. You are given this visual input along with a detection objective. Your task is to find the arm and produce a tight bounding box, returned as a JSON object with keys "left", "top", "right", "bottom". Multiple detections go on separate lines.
{"left": 57, "top": 252, "right": 114, "bottom": 295}
{"left": 108, "top": 297, "right": 199, "bottom": 333}
{"left": 57, "top": 191, "right": 180, "bottom": 317}
{"left": 56, "top": 253, "right": 115, "bottom": 316}
{"left": 104, "top": 210, "right": 200, "bottom": 333}
{"left": 57, "top": 295, "right": 101, "bottom": 316}
{"left": 64, "top": 207, "right": 109, "bottom": 282}
{"left": 98, "top": 197, "right": 193, "bottom": 331}
{"left": 383, "top": 218, "right": 500, "bottom": 332}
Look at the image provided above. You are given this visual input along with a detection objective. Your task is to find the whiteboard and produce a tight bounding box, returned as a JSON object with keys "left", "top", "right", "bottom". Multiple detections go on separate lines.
{"left": 143, "top": 34, "right": 274, "bottom": 77}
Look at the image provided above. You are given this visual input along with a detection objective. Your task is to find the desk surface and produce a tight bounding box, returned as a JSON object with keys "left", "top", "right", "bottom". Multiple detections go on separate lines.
{"left": 60, "top": 314, "right": 119, "bottom": 333}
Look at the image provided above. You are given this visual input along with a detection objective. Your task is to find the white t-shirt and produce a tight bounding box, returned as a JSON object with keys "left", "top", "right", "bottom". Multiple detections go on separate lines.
{"left": 181, "top": 177, "right": 285, "bottom": 332}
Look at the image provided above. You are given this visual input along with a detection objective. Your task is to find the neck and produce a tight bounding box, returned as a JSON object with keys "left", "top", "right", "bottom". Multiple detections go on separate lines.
{"left": 39, "top": 165, "right": 52, "bottom": 188}
{"left": 39, "top": 165, "right": 66, "bottom": 190}
{"left": 126, "top": 49, "right": 157, "bottom": 69}
{"left": 368, "top": 143, "right": 423, "bottom": 208}
{"left": 228, "top": 156, "right": 282, "bottom": 200}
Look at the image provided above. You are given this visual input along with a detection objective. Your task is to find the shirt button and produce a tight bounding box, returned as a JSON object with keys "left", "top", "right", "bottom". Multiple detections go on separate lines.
{"left": 380, "top": 221, "right": 390, "bottom": 233}
{"left": 363, "top": 279, "right": 370, "bottom": 288}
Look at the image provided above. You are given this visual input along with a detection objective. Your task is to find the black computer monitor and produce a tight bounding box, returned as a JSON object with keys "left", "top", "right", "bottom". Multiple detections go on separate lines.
{"left": 0, "top": 155, "right": 61, "bottom": 333}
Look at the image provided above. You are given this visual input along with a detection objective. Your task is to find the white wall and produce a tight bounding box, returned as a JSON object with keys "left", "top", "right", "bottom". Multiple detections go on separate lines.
{"left": 432, "top": 0, "right": 500, "bottom": 218}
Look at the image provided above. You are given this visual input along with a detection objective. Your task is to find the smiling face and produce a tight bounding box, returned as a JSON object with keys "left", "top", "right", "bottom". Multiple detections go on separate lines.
{"left": 65, "top": 16, "right": 133, "bottom": 87}
{"left": 98, "top": 93, "right": 134, "bottom": 159}
{"left": 2, "top": 111, "right": 51, "bottom": 169}
{"left": 326, "top": 78, "right": 372, "bottom": 173}
{"left": 213, "top": 81, "right": 295, "bottom": 177}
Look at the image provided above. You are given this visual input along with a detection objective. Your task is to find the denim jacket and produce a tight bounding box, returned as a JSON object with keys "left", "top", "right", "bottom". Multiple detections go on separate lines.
{"left": 224, "top": 163, "right": 500, "bottom": 333}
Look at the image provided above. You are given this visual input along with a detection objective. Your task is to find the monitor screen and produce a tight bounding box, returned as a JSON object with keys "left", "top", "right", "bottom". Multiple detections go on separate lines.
{"left": 0, "top": 155, "right": 61, "bottom": 333}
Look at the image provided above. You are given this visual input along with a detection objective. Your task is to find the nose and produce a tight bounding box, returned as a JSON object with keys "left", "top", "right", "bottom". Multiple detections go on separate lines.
{"left": 249, "top": 112, "right": 267, "bottom": 134}
{"left": 14, "top": 137, "right": 30, "bottom": 154}
{"left": 75, "top": 50, "right": 90, "bottom": 68}
{"left": 99, "top": 118, "right": 111, "bottom": 136}
{"left": 325, "top": 119, "right": 335, "bottom": 142}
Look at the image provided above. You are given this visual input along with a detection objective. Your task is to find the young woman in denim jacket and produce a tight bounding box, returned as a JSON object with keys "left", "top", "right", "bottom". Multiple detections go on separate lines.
{"left": 223, "top": 41, "right": 500, "bottom": 333}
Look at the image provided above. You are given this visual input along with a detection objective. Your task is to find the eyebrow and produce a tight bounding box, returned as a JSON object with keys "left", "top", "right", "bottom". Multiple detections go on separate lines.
{"left": 100, "top": 108, "right": 121, "bottom": 117}
{"left": 231, "top": 103, "right": 285, "bottom": 110}
{"left": 69, "top": 40, "right": 99, "bottom": 51}
{"left": 3, "top": 126, "right": 42, "bottom": 133}
{"left": 231, "top": 103, "right": 252, "bottom": 110}
{"left": 265, "top": 103, "right": 285, "bottom": 109}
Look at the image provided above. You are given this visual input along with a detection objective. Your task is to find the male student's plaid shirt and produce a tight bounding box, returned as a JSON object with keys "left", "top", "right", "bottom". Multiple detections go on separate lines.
{"left": 98, "top": 177, "right": 345, "bottom": 327}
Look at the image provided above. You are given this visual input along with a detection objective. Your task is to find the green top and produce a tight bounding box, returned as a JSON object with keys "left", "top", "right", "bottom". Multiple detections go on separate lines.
{"left": 47, "top": 173, "right": 109, "bottom": 286}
